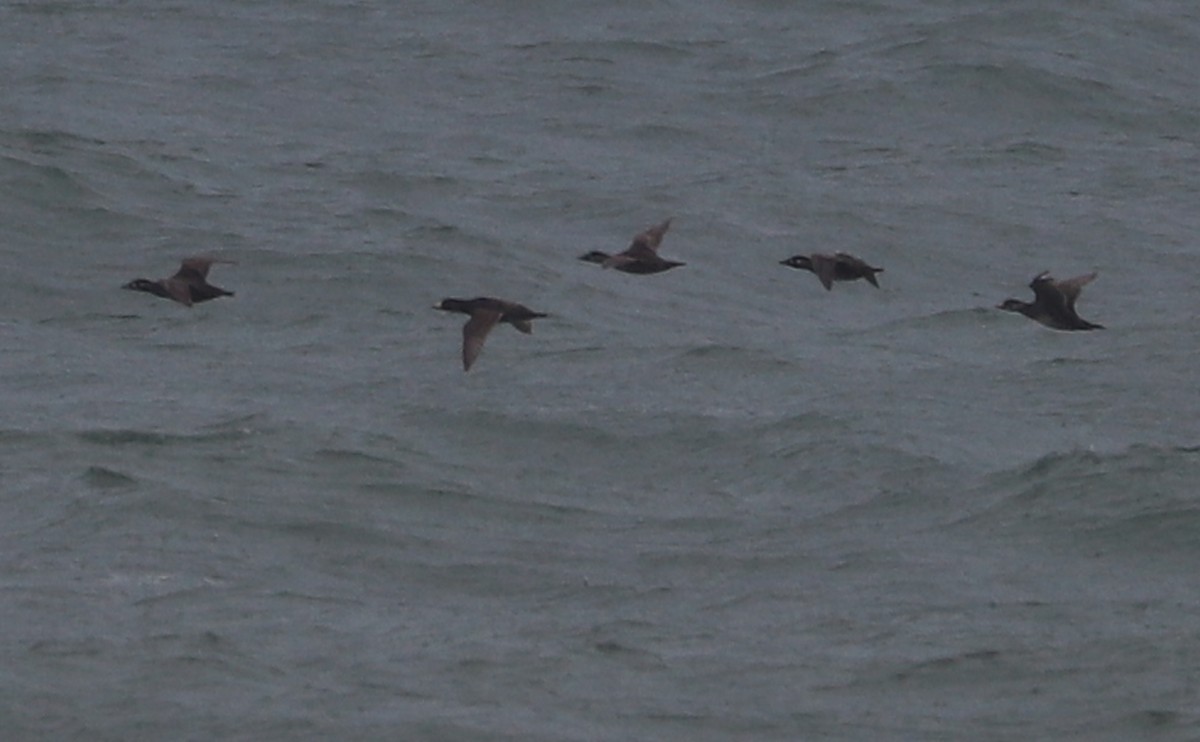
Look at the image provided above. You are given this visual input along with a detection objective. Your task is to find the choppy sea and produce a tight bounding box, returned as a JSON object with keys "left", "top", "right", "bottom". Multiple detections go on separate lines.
{"left": 3, "top": 1, "right": 1200, "bottom": 739}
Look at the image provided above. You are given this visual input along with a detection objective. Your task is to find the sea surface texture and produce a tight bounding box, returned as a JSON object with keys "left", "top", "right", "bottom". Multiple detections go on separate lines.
{"left": 3, "top": 1, "right": 1200, "bottom": 739}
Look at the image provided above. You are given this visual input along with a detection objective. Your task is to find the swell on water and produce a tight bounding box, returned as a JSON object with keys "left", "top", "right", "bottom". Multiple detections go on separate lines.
{"left": 949, "top": 443, "right": 1200, "bottom": 554}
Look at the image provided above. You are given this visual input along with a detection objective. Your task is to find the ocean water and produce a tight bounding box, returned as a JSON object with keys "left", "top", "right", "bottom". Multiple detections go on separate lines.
{"left": 3, "top": 0, "right": 1200, "bottom": 739}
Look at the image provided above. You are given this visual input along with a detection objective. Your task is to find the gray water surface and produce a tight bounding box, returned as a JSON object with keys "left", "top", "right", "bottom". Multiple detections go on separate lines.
{"left": 3, "top": 1, "right": 1199, "bottom": 739}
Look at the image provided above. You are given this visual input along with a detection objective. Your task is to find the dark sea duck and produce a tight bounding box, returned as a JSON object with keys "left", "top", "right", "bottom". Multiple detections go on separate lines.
{"left": 579, "top": 218, "right": 684, "bottom": 274}
{"left": 998, "top": 271, "right": 1103, "bottom": 331}
{"left": 123, "top": 257, "right": 236, "bottom": 307}
{"left": 779, "top": 252, "right": 883, "bottom": 290}
{"left": 433, "top": 297, "right": 548, "bottom": 371}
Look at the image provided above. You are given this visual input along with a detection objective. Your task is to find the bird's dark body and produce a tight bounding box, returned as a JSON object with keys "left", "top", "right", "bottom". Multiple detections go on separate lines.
{"left": 123, "top": 257, "right": 235, "bottom": 307}
{"left": 434, "top": 297, "right": 548, "bottom": 371}
{"left": 780, "top": 253, "right": 883, "bottom": 290}
{"left": 579, "top": 218, "right": 684, "bottom": 275}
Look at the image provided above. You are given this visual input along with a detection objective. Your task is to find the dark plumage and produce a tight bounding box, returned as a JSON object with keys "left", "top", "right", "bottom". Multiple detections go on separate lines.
{"left": 122, "top": 257, "right": 235, "bottom": 307}
{"left": 578, "top": 218, "right": 684, "bottom": 274}
{"left": 780, "top": 253, "right": 883, "bottom": 290}
{"left": 433, "top": 297, "right": 548, "bottom": 371}
{"left": 998, "top": 271, "right": 1103, "bottom": 331}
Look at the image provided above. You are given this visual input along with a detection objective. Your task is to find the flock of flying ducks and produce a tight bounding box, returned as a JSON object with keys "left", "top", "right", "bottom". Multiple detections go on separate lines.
{"left": 122, "top": 218, "right": 1104, "bottom": 371}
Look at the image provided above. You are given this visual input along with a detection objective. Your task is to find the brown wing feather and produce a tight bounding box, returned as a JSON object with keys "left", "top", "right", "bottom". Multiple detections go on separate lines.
{"left": 175, "top": 257, "right": 235, "bottom": 280}
{"left": 461, "top": 310, "right": 503, "bottom": 371}
{"left": 162, "top": 278, "right": 194, "bottom": 306}
{"left": 627, "top": 218, "right": 672, "bottom": 253}
{"left": 611, "top": 242, "right": 660, "bottom": 263}
{"left": 809, "top": 254, "right": 837, "bottom": 290}
{"left": 1053, "top": 273, "right": 1097, "bottom": 309}
{"left": 175, "top": 258, "right": 215, "bottom": 280}
{"left": 1029, "top": 272, "right": 1065, "bottom": 307}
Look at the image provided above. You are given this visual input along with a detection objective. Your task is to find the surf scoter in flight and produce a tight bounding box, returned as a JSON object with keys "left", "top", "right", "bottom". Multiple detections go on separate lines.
{"left": 123, "top": 257, "right": 235, "bottom": 307}
{"left": 434, "top": 297, "right": 548, "bottom": 371}
{"left": 779, "top": 253, "right": 883, "bottom": 290}
{"left": 579, "top": 218, "right": 684, "bottom": 275}
{"left": 998, "top": 271, "right": 1103, "bottom": 330}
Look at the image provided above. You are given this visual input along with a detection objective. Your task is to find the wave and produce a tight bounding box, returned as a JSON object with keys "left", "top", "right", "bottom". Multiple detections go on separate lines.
{"left": 950, "top": 444, "right": 1200, "bottom": 552}
{"left": 0, "top": 127, "right": 107, "bottom": 154}
{"left": 506, "top": 37, "right": 698, "bottom": 62}
{"left": 0, "top": 153, "right": 102, "bottom": 206}
{"left": 74, "top": 428, "right": 245, "bottom": 447}
{"left": 670, "top": 342, "right": 796, "bottom": 369}
{"left": 81, "top": 465, "right": 139, "bottom": 489}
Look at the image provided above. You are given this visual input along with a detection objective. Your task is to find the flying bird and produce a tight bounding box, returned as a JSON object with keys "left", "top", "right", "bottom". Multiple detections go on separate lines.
{"left": 433, "top": 297, "right": 548, "bottom": 371}
{"left": 997, "top": 271, "right": 1103, "bottom": 330}
{"left": 779, "top": 253, "right": 883, "bottom": 290}
{"left": 579, "top": 218, "right": 684, "bottom": 274}
{"left": 123, "top": 257, "right": 235, "bottom": 307}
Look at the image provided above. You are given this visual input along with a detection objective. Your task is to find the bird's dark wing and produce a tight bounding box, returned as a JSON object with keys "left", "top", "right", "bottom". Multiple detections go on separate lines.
{"left": 174, "top": 257, "right": 235, "bottom": 281}
{"left": 627, "top": 218, "right": 672, "bottom": 253}
{"left": 1030, "top": 272, "right": 1064, "bottom": 304}
{"left": 1053, "top": 273, "right": 1097, "bottom": 310}
{"left": 1029, "top": 272, "right": 1077, "bottom": 324}
{"left": 809, "top": 254, "right": 837, "bottom": 290}
{"left": 462, "top": 310, "right": 503, "bottom": 371}
{"left": 161, "top": 278, "right": 194, "bottom": 306}
{"left": 174, "top": 258, "right": 215, "bottom": 280}
{"left": 611, "top": 242, "right": 660, "bottom": 263}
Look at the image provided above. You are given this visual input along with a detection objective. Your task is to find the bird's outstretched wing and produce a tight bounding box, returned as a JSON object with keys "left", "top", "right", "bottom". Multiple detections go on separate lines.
{"left": 461, "top": 310, "right": 503, "bottom": 371}
{"left": 1053, "top": 272, "right": 1097, "bottom": 310}
{"left": 809, "top": 254, "right": 837, "bottom": 290}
